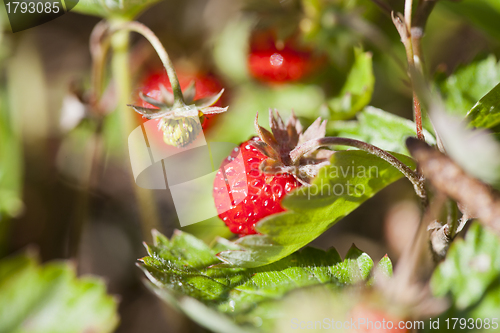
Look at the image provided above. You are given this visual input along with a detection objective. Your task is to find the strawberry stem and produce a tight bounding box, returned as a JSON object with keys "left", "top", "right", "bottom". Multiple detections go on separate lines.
{"left": 109, "top": 18, "right": 161, "bottom": 242}
{"left": 111, "top": 21, "right": 186, "bottom": 107}
{"left": 291, "top": 137, "right": 427, "bottom": 202}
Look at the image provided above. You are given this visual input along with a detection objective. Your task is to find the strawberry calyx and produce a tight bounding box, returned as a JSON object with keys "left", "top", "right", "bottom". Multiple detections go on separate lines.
{"left": 252, "top": 110, "right": 334, "bottom": 185}
{"left": 128, "top": 80, "right": 228, "bottom": 148}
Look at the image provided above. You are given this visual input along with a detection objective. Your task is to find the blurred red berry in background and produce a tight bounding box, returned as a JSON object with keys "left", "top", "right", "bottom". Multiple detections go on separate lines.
{"left": 248, "top": 30, "right": 319, "bottom": 83}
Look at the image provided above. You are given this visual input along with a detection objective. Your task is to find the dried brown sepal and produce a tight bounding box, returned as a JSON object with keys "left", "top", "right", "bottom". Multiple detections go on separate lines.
{"left": 251, "top": 110, "right": 331, "bottom": 185}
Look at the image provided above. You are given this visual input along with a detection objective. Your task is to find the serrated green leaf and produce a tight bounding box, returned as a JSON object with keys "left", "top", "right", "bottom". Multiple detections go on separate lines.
{"left": 328, "top": 49, "right": 374, "bottom": 120}
{"left": 140, "top": 230, "right": 386, "bottom": 332}
{"left": 0, "top": 253, "right": 119, "bottom": 333}
{"left": 70, "top": 0, "right": 161, "bottom": 19}
{"left": 375, "top": 255, "right": 393, "bottom": 278}
{"left": 467, "top": 82, "right": 500, "bottom": 129}
{"left": 217, "top": 150, "right": 415, "bottom": 268}
{"left": 438, "top": 56, "right": 500, "bottom": 117}
{"left": 431, "top": 222, "right": 500, "bottom": 309}
{"left": 328, "top": 106, "right": 436, "bottom": 155}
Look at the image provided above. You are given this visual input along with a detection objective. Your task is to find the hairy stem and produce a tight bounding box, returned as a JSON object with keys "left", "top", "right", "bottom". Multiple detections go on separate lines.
{"left": 111, "top": 21, "right": 185, "bottom": 106}
{"left": 110, "top": 19, "right": 160, "bottom": 242}
{"left": 291, "top": 137, "right": 426, "bottom": 201}
{"left": 413, "top": 92, "right": 424, "bottom": 140}
{"left": 404, "top": 0, "right": 413, "bottom": 31}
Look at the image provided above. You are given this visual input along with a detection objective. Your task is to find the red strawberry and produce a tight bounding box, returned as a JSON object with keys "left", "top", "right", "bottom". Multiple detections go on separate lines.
{"left": 213, "top": 111, "right": 333, "bottom": 235}
{"left": 136, "top": 70, "right": 224, "bottom": 129}
{"left": 248, "top": 30, "right": 317, "bottom": 83}
{"left": 213, "top": 137, "right": 300, "bottom": 235}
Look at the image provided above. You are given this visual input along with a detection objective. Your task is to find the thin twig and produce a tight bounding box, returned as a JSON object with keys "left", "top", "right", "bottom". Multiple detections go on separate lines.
{"left": 89, "top": 20, "right": 111, "bottom": 113}
{"left": 411, "top": 1, "right": 438, "bottom": 75}
{"left": 404, "top": 0, "right": 413, "bottom": 31}
{"left": 413, "top": 93, "right": 424, "bottom": 140}
{"left": 291, "top": 137, "right": 427, "bottom": 201}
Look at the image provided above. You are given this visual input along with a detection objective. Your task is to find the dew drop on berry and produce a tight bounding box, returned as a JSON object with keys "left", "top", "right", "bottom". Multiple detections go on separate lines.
{"left": 263, "top": 184, "right": 271, "bottom": 195}
{"left": 270, "top": 53, "right": 284, "bottom": 67}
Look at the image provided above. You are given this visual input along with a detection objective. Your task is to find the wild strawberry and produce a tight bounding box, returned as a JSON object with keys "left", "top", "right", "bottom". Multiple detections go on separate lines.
{"left": 136, "top": 70, "right": 225, "bottom": 130}
{"left": 213, "top": 138, "right": 300, "bottom": 235}
{"left": 213, "top": 111, "right": 333, "bottom": 235}
{"left": 128, "top": 71, "right": 227, "bottom": 148}
{"left": 248, "top": 30, "right": 317, "bottom": 83}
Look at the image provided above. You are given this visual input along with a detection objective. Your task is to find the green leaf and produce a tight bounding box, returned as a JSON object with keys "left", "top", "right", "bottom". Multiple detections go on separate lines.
{"left": 328, "top": 106, "right": 436, "bottom": 155}
{"left": 438, "top": 55, "right": 500, "bottom": 117}
{"left": 140, "top": 230, "right": 389, "bottom": 332}
{"left": 374, "top": 255, "right": 393, "bottom": 279}
{"left": 431, "top": 222, "right": 500, "bottom": 309}
{"left": 69, "top": 0, "right": 161, "bottom": 19}
{"left": 467, "top": 82, "right": 500, "bottom": 129}
{"left": 0, "top": 253, "right": 119, "bottom": 333}
{"left": 328, "top": 48, "right": 374, "bottom": 120}
{"left": 217, "top": 150, "right": 415, "bottom": 267}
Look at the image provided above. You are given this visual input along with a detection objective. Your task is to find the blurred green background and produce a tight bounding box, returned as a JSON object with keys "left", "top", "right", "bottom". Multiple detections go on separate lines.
{"left": 1, "top": 0, "right": 500, "bottom": 332}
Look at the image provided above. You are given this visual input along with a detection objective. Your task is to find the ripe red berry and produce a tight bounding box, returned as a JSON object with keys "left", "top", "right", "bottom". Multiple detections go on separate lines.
{"left": 248, "top": 30, "right": 315, "bottom": 83}
{"left": 213, "top": 111, "right": 331, "bottom": 236}
{"left": 136, "top": 70, "right": 224, "bottom": 129}
{"left": 213, "top": 137, "right": 300, "bottom": 235}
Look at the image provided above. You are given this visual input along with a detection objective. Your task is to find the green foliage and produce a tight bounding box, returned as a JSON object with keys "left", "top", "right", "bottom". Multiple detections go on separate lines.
{"left": 428, "top": 223, "right": 500, "bottom": 332}
{"left": 140, "top": 230, "right": 390, "bottom": 333}
{"left": 0, "top": 91, "right": 22, "bottom": 218}
{"left": 467, "top": 82, "right": 500, "bottom": 129}
{"left": 0, "top": 253, "right": 119, "bottom": 333}
{"left": 432, "top": 222, "right": 500, "bottom": 309}
{"left": 329, "top": 106, "right": 436, "bottom": 155}
{"left": 217, "top": 150, "right": 415, "bottom": 267}
{"left": 438, "top": 56, "right": 500, "bottom": 117}
{"left": 439, "top": 0, "right": 500, "bottom": 41}
{"left": 70, "top": 0, "right": 161, "bottom": 20}
{"left": 328, "top": 49, "right": 374, "bottom": 120}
